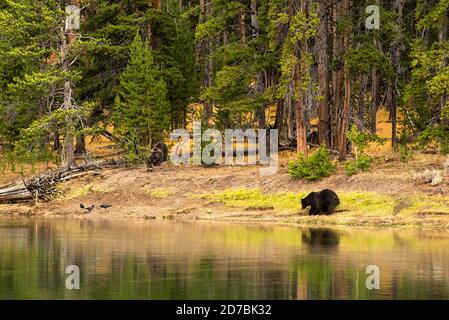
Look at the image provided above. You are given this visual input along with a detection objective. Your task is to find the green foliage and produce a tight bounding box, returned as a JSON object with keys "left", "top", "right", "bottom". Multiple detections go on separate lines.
{"left": 195, "top": 1, "right": 244, "bottom": 41}
{"left": 13, "top": 103, "right": 94, "bottom": 163}
{"left": 396, "top": 131, "right": 414, "bottom": 163}
{"left": 1, "top": 0, "right": 449, "bottom": 170}
{"left": 347, "top": 126, "right": 386, "bottom": 155}
{"left": 346, "top": 44, "right": 393, "bottom": 78}
{"left": 276, "top": 2, "right": 319, "bottom": 99}
{"left": 113, "top": 35, "right": 170, "bottom": 160}
{"left": 416, "top": 0, "right": 449, "bottom": 31}
{"left": 344, "top": 154, "right": 373, "bottom": 176}
{"left": 197, "top": 0, "right": 269, "bottom": 127}
{"left": 0, "top": 0, "right": 62, "bottom": 144}
{"left": 402, "top": 29, "right": 449, "bottom": 155}
{"left": 344, "top": 127, "right": 385, "bottom": 176}
{"left": 417, "top": 126, "right": 449, "bottom": 154}
{"left": 398, "top": 145, "right": 414, "bottom": 163}
{"left": 288, "top": 145, "right": 336, "bottom": 181}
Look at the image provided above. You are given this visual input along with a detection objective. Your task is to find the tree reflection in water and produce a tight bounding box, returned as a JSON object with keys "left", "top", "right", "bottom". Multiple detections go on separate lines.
{"left": 0, "top": 219, "right": 449, "bottom": 300}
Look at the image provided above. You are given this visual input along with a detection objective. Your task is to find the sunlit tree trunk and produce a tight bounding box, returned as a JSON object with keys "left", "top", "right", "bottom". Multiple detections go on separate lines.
{"left": 294, "top": 0, "right": 311, "bottom": 157}
{"left": 371, "top": 68, "right": 380, "bottom": 134}
{"left": 294, "top": 64, "right": 308, "bottom": 157}
{"left": 60, "top": 0, "right": 81, "bottom": 167}
{"left": 317, "top": 0, "right": 330, "bottom": 146}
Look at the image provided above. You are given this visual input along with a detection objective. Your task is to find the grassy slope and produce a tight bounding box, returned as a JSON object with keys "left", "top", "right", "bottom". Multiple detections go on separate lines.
{"left": 196, "top": 188, "right": 449, "bottom": 227}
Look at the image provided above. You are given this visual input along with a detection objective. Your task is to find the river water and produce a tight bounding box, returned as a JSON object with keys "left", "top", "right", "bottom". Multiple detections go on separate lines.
{"left": 0, "top": 218, "right": 448, "bottom": 300}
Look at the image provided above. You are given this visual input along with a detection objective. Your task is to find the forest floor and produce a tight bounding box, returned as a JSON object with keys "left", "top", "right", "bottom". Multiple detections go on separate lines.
{"left": 1, "top": 151, "right": 449, "bottom": 229}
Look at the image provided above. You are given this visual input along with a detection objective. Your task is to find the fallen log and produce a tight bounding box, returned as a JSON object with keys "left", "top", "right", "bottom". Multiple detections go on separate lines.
{"left": 0, "top": 159, "right": 127, "bottom": 204}
{"left": 0, "top": 181, "right": 33, "bottom": 203}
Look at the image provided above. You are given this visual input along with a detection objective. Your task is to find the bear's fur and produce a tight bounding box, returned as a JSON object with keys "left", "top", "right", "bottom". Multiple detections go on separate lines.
{"left": 301, "top": 189, "right": 340, "bottom": 215}
{"left": 147, "top": 142, "right": 168, "bottom": 171}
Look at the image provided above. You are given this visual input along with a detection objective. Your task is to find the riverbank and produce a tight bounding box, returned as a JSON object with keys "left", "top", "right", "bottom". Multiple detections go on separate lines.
{"left": 1, "top": 152, "right": 449, "bottom": 229}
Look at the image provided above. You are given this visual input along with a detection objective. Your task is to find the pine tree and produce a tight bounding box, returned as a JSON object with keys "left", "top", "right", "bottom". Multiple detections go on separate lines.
{"left": 0, "top": 0, "right": 62, "bottom": 146}
{"left": 113, "top": 34, "right": 170, "bottom": 159}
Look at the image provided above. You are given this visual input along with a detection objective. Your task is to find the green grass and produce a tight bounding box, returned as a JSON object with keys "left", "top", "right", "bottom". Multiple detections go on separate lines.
{"left": 147, "top": 188, "right": 172, "bottom": 199}
{"left": 196, "top": 188, "right": 396, "bottom": 216}
{"left": 401, "top": 195, "right": 449, "bottom": 216}
{"left": 339, "top": 192, "right": 395, "bottom": 216}
{"left": 198, "top": 188, "right": 303, "bottom": 212}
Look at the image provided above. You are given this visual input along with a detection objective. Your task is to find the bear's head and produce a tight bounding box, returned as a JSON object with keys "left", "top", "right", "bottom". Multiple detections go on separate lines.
{"left": 301, "top": 192, "right": 317, "bottom": 209}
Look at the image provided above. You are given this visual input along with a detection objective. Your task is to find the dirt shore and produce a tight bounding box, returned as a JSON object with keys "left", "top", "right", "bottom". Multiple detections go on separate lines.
{"left": 1, "top": 152, "right": 449, "bottom": 229}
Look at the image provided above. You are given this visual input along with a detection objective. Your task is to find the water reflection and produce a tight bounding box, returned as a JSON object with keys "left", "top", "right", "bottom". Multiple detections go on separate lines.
{"left": 302, "top": 228, "right": 340, "bottom": 249}
{"left": 0, "top": 218, "right": 449, "bottom": 300}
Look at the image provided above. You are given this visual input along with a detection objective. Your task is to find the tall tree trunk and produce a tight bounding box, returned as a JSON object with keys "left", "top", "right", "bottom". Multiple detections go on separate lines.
{"left": 286, "top": 84, "right": 295, "bottom": 141}
{"left": 195, "top": 0, "right": 205, "bottom": 65}
{"left": 60, "top": 0, "right": 81, "bottom": 168}
{"left": 331, "top": 2, "right": 344, "bottom": 150}
{"left": 339, "top": 76, "right": 351, "bottom": 160}
{"left": 275, "top": 99, "right": 284, "bottom": 131}
{"left": 338, "top": 0, "right": 351, "bottom": 160}
{"left": 438, "top": 9, "right": 448, "bottom": 124}
{"left": 358, "top": 75, "right": 368, "bottom": 131}
{"left": 317, "top": 0, "right": 330, "bottom": 146}
{"left": 250, "top": 0, "right": 259, "bottom": 38}
{"left": 255, "top": 96, "right": 266, "bottom": 128}
{"left": 294, "top": 64, "right": 308, "bottom": 157}
{"left": 439, "top": 9, "right": 448, "bottom": 43}
{"left": 294, "top": 0, "right": 311, "bottom": 157}
{"left": 223, "top": 30, "right": 228, "bottom": 45}
{"left": 239, "top": 11, "right": 246, "bottom": 45}
{"left": 391, "top": 0, "right": 404, "bottom": 148}
{"left": 203, "top": 1, "right": 213, "bottom": 124}
{"left": 53, "top": 129, "right": 60, "bottom": 151}
{"left": 75, "top": 134, "right": 86, "bottom": 155}
{"left": 251, "top": 0, "right": 265, "bottom": 128}
{"left": 371, "top": 68, "right": 380, "bottom": 134}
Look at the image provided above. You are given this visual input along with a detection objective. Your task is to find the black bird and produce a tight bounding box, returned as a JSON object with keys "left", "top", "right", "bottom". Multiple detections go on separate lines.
{"left": 80, "top": 204, "right": 95, "bottom": 213}
{"left": 100, "top": 204, "right": 112, "bottom": 209}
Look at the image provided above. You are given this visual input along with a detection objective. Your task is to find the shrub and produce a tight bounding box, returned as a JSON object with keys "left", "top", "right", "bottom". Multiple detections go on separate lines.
{"left": 416, "top": 126, "right": 449, "bottom": 155}
{"left": 344, "top": 154, "right": 373, "bottom": 176}
{"left": 397, "top": 131, "right": 414, "bottom": 163}
{"left": 288, "top": 145, "right": 336, "bottom": 181}
{"left": 347, "top": 126, "right": 386, "bottom": 155}
{"left": 344, "top": 127, "right": 385, "bottom": 176}
{"left": 398, "top": 144, "right": 414, "bottom": 163}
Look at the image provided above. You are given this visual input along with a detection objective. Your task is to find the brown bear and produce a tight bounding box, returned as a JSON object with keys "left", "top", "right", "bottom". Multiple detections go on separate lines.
{"left": 146, "top": 142, "right": 168, "bottom": 171}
